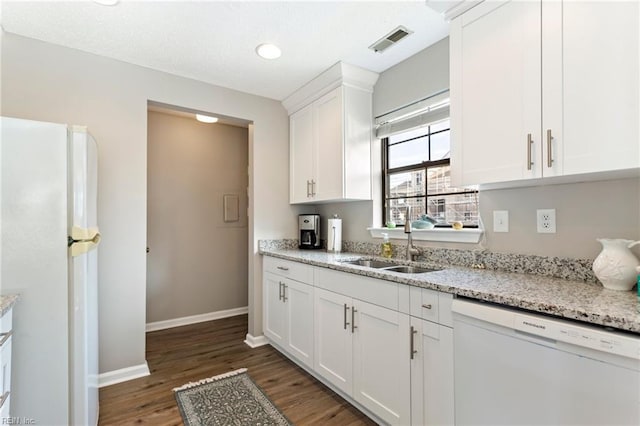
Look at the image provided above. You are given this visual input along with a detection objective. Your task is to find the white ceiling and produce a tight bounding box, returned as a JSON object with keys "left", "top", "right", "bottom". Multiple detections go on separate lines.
{"left": 0, "top": 1, "right": 449, "bottom": 101}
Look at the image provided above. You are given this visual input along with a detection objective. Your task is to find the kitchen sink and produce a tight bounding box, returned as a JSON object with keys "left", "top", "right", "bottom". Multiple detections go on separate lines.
{"left": 341, "top": 259, "right": 441, "bottom": 274}
{"left": 341, "top": 259, "right": 398, "bottom": 269}
{"left": 383, "top": 265, "right": 441, "bottom": 274}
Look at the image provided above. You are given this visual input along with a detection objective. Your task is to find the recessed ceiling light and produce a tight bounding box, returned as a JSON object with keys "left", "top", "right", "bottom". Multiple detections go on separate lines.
{"left": 196, "top": 114, "right": 218, "bottom": 124}
{"left": 94, "top": 0, "right": 120, "bottom": 5}
{"left": 256, "top": 43, "right": 282, "bottom": 60}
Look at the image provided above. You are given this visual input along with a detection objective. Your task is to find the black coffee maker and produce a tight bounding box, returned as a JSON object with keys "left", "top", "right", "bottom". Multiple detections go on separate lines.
{"left": 298, "top": 214, "right": 321, "bottom": 249}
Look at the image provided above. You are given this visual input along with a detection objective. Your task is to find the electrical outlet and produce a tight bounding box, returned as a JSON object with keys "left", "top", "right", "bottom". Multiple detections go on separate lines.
{"left": 537, "top": 209, "right": 556, "bottom": 233}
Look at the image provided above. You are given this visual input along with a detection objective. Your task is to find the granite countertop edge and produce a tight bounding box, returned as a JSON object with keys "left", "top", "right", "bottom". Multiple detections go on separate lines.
{"left": 0, "top": 294, "right": 20, "bottom": 317}
{"left": 260, "top": 249, "right": 640, "bottom": 334}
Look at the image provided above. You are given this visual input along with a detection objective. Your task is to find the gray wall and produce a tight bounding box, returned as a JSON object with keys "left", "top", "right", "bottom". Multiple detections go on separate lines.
{"left": 1, "top": 32, "right": 301, "bottom": 374}
{"left": 373, "top": 37, "right": 450, "bottom": 117}
{"left": 147, "top": 111, "right": 248, "bottom": 323}
{"left": 319, "top": 36, "right": 640, "bottom": 260}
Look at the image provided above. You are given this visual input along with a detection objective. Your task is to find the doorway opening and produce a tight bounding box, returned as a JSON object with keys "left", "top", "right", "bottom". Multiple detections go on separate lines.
{"left": 145, "top": 101, "right": 251, "bottom": 331}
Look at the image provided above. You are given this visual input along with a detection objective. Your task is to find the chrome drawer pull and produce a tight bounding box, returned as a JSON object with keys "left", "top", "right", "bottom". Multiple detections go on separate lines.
{"left": 351, "top": 307, "right": 357, "bottom": 333}
{"left": 343, "top": 304, "right": 350, "bottom": 330}
{"left": 422, "top": 303, "right": 432, "bottom": 310}
{"left": 276, "top": 266, "right": 289, "bottom": 271}
{"left": 410, "top": 326, "right": 418, "bottom": 360}
{"left": 546, "top": 129, "right": 554, "bottom": 168}
{"left": 526, "top": 133, "right": 534, "bottom": 170}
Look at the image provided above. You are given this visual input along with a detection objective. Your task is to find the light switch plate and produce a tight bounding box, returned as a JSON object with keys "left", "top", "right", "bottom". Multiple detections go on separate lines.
{"left": 493, "top": 210, "right": 509, "bottom": 233}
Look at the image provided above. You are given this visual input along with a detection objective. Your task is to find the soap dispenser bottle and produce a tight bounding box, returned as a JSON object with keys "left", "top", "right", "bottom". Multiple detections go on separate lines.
{"left": 381, "top": 233, "right": 393, "bottom": 258}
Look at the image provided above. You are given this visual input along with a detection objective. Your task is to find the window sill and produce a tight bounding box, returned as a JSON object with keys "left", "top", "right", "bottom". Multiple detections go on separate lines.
{"left": 367, "top": 227, "right": 483, "bottom": 244}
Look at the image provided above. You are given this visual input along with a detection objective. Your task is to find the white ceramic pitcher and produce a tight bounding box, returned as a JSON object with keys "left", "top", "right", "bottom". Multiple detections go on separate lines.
{"left": 592, "top": 239, "right": 640, "bottom": 291}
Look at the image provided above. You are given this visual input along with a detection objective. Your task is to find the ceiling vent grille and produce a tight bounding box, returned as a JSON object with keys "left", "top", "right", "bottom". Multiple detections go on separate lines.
{"left": 369, "top": 26, "right": 413, "bottom": 53}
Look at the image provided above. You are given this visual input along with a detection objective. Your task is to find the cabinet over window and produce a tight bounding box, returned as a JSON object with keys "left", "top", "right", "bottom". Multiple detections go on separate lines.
{"left": 450, "top": 0, "right": 639, "bottom": 187}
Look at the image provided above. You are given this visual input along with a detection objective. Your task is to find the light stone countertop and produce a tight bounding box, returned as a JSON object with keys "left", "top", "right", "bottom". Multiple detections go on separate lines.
{"left": 0, "top": 294, "right": 20, "bottom": 317}
{"left": 260, "top": 248, "right": 640, "bottom": 334}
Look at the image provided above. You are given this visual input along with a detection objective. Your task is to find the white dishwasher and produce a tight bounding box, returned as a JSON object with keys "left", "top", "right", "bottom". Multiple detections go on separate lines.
{"left": 452, "top": 298, "right": 640, "bottom": 426}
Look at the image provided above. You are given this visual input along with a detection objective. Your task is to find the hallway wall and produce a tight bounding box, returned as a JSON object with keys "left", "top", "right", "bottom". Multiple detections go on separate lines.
{"left": 147, "top": 110, "right": 248, "bottom": 323}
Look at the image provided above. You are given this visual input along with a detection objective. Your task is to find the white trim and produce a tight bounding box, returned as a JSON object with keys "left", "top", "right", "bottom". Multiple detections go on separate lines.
{"left": 98, "top": 362, "right": 150, "bottom": 388}
{"left": 281, "top": 62, "right": 379, "bottom": 114}
{"left": 244, "top": 333, "right": 269, "bottom": 348}
{"left": 145, "top": 306, "right": 249, "bottom": 332}
{"left": 368, "top": 227, "right": 483, "bottom": 243}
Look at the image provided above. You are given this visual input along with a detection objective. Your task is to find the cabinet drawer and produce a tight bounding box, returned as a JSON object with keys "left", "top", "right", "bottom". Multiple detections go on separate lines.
{"left": 410, "top": 287, "right": 439, "bottom": 323}
{"left": 264, "top": 257, "right": 313, "bottom": 284}
{"left": 314, "top": 268, "right": 398, "bottom": 310}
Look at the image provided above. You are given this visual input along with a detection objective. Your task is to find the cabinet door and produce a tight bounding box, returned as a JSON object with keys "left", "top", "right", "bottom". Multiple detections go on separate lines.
{"left": 451, "top": 0, "right": 542, "bottom": 186}
{"left": 353, "top": 300, "right": 411, "bottom": 425}
{"left": 290, "top": 104, "right": 314, "bottom": 203}
{"left": 263, "top": 272, "right": 286, "bottom": 346}
{"left": 313, "top": 87, "right": 344, "bottom": 201}
{"left": 284, "top": 279, "right": 314, "bottom": 369}
{"left": 542, "top": 0, "right": 639, "bottom": 177}
{"left": 314, "top": 288, "right": 353, "bottom": 395}
{"left": 410, "top": 318, "right": 454, "bottom": 426}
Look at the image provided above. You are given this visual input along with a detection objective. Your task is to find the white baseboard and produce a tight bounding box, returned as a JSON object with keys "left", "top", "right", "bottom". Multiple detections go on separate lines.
{"left": 244, "top": 333, "right": 268, "bottom": 348}
{"left": 146, "top": 306, "right": 249, "bottom": 332}
{"left": 98, "top": 362, "right": 150, "bottom": 388}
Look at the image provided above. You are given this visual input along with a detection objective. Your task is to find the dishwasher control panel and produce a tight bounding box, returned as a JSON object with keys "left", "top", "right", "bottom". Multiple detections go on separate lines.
{"left": 514, "top": 312, "right": 639, "bottom": 360}
{"left": 452, "top": 298, "right": 639, "bottom": 361}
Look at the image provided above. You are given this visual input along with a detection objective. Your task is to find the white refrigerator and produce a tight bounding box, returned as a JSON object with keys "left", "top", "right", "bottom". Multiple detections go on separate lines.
{"left": 1, "top": 116, "right": 100, "bottom": 425}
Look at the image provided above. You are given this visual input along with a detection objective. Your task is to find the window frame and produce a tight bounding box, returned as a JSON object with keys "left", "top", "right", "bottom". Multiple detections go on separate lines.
{"left": 381, "top": 123, "right": 478, "bottom": 228}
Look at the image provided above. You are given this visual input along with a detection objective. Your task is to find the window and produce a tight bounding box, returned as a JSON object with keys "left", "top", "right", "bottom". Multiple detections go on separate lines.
{"left": 381, "top": 113, "right": 478, "bottom": 228}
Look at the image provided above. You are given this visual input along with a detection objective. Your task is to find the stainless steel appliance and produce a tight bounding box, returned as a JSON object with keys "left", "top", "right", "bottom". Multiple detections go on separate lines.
{"left": 299, "top": 214, "right": 321, "bottom": 249}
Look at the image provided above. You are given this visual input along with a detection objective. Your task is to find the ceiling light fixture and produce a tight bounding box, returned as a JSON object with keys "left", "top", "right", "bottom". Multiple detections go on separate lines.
{"left": 93, "top": 0, "right": 120, "bottom": 6}
{"left": 255, "top": 43, "right": 281, "bottom": 60}
{"left": 196, "top": 114, "right": 218, "bottom": 124}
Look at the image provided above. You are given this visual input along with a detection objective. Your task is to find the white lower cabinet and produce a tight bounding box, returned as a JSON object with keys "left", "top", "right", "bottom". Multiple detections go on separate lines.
{"left": 263, "top": 272, "right": 314, "bottom": 369}
{"left": 262, "top": 258, "right": 456, "bottom": 426}
{"left": 314, "top": 287, "right": 411, "bottom": 425}
{"left": 410, "top": 317, "right": 454, "bottom": 426}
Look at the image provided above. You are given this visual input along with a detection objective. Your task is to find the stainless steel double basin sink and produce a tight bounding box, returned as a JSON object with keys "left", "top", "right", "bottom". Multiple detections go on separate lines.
{"left": 341, "top": 259, "right": 441, "bottom": 274}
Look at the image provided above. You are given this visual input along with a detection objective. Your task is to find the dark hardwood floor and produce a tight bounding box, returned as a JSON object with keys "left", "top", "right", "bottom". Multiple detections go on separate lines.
{"left": 99, "top": 314, "right": 376, "bottom": 425}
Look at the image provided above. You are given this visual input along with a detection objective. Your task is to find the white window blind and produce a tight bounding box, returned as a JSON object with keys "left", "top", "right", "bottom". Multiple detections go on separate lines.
{"left": 375, "top": 90, "right": 450, "bottom": 139}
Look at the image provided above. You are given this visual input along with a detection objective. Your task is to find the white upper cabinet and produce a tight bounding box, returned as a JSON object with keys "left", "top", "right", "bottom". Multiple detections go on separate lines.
{"left": 283, "top": 62, "right": 379, "bottom": 204}
{"left": 451, "top": 0, "right": 639, "bottom": 187}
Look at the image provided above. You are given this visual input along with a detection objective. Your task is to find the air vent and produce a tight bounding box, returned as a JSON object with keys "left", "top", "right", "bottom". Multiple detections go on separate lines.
{"left": 369, "top": 26, "right": 413, "bottom": 53}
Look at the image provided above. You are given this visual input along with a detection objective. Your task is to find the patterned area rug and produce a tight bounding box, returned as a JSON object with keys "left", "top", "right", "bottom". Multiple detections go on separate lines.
{"left": 173, "top": 368, "right": 291, "bottom": 426}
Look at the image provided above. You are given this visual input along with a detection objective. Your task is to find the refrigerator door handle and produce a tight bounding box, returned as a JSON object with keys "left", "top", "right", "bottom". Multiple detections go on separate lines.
{"left": 69, "top": 226, "right": 101, "bottom": 257}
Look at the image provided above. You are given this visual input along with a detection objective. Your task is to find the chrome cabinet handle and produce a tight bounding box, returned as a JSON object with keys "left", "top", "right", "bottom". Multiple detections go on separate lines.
{"left": 410, "top": 326, "right": 418, "bottom": 360}
{"left": 278, "top": 282, "right": 283, "bottom": 301}
{"left": 343, "top": 303, "right": 350, "bottom": 330}
{"left": 276, "top": 266, "right": 289, "bottom": 271}
{"left": 306, "top": 180, "right": 310, "bottom": 197}
{"left": 351, "top": 307, "right": 357, "bottom": 333}
{"left": 526, "top": 133, "right": 534, "bottom": 170}
{"left": 282, "top": 284, "right": 288, "bottom": 302}
{"left": 546, "top": 129, "right": 553, "bottom": 168}
{"left": 0, "top": 331, "right": 12, "bottom": 348}
{"left": 421, "top": 303, "right": 432, "bottom": 310}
